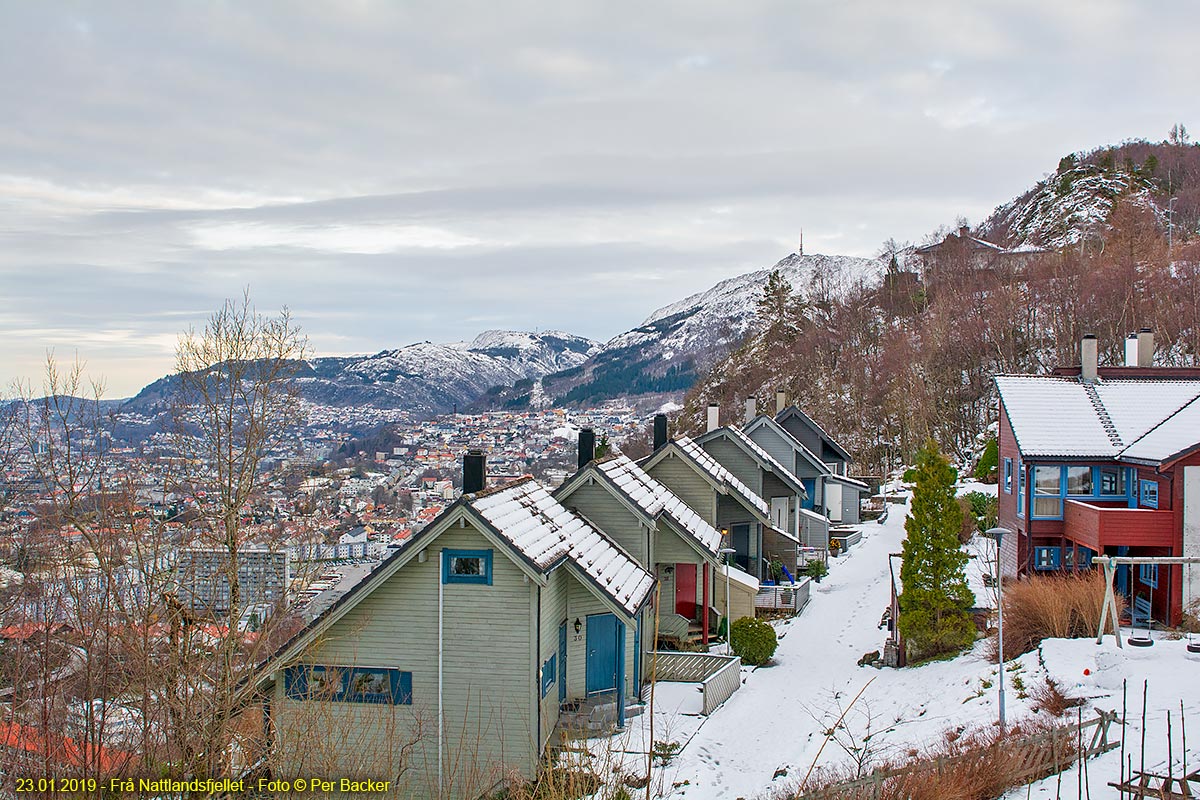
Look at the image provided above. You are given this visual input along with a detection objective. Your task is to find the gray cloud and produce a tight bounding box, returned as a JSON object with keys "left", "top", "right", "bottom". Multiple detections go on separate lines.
{"left": 1, "top": 0, "right": 1196, "bottom": 395}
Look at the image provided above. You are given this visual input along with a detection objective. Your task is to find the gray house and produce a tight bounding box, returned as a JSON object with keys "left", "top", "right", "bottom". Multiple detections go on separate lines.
{"left": 638, "top": 433, "right": 794, "bottom": 583}
{"left": 256, "top": 476, "right": 653, "bottom": 798}
{"left": 745, "top": 400, "right": 870, "bottom": 525}
{"left": 695, "top": 418, "right": 809, "bottom": 568}
{"left": 555, "top": 452, "right": 748, "bottom": 652}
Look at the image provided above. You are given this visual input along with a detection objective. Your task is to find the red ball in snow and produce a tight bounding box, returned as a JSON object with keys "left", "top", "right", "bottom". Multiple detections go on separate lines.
{"left": 1083, "top": 668, "right": 1091, "bottom": 676}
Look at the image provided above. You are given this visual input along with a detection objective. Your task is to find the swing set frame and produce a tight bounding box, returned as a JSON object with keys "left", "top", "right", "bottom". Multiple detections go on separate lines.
{"left": 1092, "top": 555, "right": 1200, "bottom": 648}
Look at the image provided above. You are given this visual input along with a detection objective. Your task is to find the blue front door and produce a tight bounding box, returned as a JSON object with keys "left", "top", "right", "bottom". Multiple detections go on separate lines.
{"left": 586, "top": 613, "right": 620, "bottom": 695}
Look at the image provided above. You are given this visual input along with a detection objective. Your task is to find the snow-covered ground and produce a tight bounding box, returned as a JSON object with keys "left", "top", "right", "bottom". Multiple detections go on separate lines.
{"left": 580, "top": 480, "right": 1200, "bottom": 799}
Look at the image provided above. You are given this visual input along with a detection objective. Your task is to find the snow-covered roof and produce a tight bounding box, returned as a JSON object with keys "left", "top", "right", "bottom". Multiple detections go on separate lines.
{"left": 472, "top": 479, "right": 654, "bottom": 615}
{"left": 995, "top": 375, "right": 1200, "bottom": 463}
{"left": 673, "top": 436, "right": 771, "bottom": 517}
{"left": 594, "top": 456, "right": 725, "bottom": 557}
{"left": 698, "top": 425, "right": 808, "bottom": 496}
{"left": 828, "top": 473, "right": 870, "bottom": 491}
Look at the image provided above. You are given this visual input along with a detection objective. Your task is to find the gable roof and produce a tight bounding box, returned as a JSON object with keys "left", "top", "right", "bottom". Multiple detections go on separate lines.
{"left": 591, "top": 455, "right": 725, "bottom": 557}
{"left": 641, "top": 436, "right": 770, "bottom": 519}
{"left": 696, "top": 424, "right": 809, "bottom": 496}
{"left": 995, "top": 375, "right": 1200, "bottom": 463}
{"left": 258, "top": 478, "right": 653, "bottom": 680}
{"left": 775, "top": 405, "right": 854, "bottom": 464}
{"left": 470, "top": 478, "right": 655, "bottom": 615}
{"left": 742, "top": 414, "right": 831, "bottom": 475}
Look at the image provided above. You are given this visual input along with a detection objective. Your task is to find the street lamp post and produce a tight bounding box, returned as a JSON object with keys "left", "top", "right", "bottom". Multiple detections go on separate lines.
{"left": 719, "top": 547, "right": 737, "bottom": 655}
{"left": 983, "top": 527, "right": 1011, "bottom": 735}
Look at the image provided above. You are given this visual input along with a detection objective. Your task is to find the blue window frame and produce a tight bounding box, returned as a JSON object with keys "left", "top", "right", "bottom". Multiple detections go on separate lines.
{"left": 1140, "top": 480, "right": 1159, "bottom": 509}
{"left": 1099, "top": 466, "right": 1126, "bottom": 496}
{"left": 1140, "top": 563, "right": 1159, "bottom": 588}
{"left": 1032, "top": 466, "right": 1063, "bottom": 518}
{"left": 1003, "top": 458, "right": 1013, "bottom": 494}
{"left": 442, "top": 549, "right": 493, "bottom": 585}
{"left": 1016, "top": 461, "right": 1025, "bottom": 518}
{"left": 1034, "top": 546, "right": 1061, "bottom": 570}
{"left": 285, "top": 665, "right": 412, "bottom": 705}
{"left": 540, "top": 653, "right": 556, "bottom": 698}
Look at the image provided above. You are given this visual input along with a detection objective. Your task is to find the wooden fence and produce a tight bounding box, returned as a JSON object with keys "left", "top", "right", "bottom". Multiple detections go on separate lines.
{"left": 796, "top": 709, "right": 1119, "bottom": 800}
{"left": 648, "top": 651, "right": 742, "bottom": 715}
{"left": 756, "top": 580, "right": 812, "bottom": 614}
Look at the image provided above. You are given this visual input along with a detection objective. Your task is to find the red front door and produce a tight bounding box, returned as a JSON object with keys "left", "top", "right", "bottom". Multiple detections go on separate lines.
{"left": 675, "top": 563, "right": 697, "bottom": 620}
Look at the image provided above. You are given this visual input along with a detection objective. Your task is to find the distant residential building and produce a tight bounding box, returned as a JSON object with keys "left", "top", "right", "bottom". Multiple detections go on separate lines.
{"left": 175, "top": 548, "right": 289, "bottom": 617}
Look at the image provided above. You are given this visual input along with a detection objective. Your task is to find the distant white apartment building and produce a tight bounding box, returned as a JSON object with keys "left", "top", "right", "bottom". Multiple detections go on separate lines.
{"left": 175, "top": 547, "right": 289, "bottom": 617}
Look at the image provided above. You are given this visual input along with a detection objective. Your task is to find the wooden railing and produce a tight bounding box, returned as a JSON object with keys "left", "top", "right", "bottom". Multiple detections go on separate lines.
{"left": 647, "top": 651, "right": 743, "bottom": 715}
{"left": 756, "top": 580, "right": 811, "bottom": 614}
{"left": 795, "top": 709, "right": 1119, "bottom": 799}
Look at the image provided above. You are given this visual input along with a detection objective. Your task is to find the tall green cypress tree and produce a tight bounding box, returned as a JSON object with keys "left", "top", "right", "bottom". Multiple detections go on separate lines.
{"left": 899, "top": 440, "right": 975, "bottom": 661}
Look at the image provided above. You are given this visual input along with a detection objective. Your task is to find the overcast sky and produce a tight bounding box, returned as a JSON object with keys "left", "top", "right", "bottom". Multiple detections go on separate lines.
{"left": 2, "top": 1, "right": 1196, "bottom": 396}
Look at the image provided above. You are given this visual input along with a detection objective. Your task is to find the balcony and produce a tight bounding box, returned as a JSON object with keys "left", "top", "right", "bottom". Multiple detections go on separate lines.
{"left": 1063, "top": 499, "right": 1175, "bottom": 551}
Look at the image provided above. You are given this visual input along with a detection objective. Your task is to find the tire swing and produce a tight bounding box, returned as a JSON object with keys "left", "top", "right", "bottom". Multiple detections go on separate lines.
{"left": 1188, "top": 561, "right": 1200, "bottom": 654}
{"left": 1129, "top": 588, "right": 1154, "bottom": 648}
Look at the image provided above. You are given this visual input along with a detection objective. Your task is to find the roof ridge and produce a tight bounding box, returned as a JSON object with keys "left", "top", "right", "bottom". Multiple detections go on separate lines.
{"left": 1118, "top": 389, "right": 1200, "bottom": 458}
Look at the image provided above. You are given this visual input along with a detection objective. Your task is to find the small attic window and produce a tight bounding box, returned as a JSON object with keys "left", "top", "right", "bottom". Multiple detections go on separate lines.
{"left": 442, "top": 549, "right": 493, "bottom": 585}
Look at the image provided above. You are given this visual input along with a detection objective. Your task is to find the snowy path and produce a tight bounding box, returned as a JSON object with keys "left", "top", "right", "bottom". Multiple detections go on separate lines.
{"left": 661, "top": 506, "right": 909, "bottom": 799}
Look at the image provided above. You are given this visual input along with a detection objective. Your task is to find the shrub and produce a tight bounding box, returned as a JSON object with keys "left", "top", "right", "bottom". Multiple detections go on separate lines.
{"left": 1030, "top": 676, "right": 1083, "bottom": 717}
{"left": 802, "top": 560, "right": 829, "bottom": 581}
{"left": 995, "top": 572, "right": 1117, "bottom": 660}
{"left": 730, "top": 616, "right": 777, "bottom": 666}
{"left": 973, "top": 438, "right": 998, "bottom": 482}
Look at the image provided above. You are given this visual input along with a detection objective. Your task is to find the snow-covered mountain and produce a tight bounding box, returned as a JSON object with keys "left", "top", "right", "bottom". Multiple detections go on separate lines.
{"left": 480, "top": 252, "right": 885, "bottom": 409}
{"left": 123, "top": 330, "right": 600, "bottom": 418}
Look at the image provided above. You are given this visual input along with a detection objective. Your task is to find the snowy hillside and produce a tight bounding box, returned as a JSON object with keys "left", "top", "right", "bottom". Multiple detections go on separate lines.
{"left": 123, "top": 329, "right": 599, "bottom": 419}
{"left": 981, "top": 162, "right": 1157, "bottom": 249}
{"left": 483, "top": 252, "right": 885, "bottom": 409}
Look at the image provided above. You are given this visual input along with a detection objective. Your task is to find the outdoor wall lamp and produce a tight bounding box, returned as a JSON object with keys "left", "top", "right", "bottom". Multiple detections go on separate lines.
{"left": 573, "top": 618, "right": 582, "bottom": 635}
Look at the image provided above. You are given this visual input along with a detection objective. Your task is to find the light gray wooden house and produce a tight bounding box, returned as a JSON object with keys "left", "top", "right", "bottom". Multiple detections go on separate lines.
{"left": 695, "top": 411, "right": 809, "bottom": 575}
{"left": 638, "top": 430, "right": 795, "bottom": 584}
{"left": 555, "top": 451, "right": 757, "bottom": 654}
{"left": 255, "top": 476, "right": 653, "bottom": 799}
{"left": 743, "top": 398, "right": 870, "bottom": 526}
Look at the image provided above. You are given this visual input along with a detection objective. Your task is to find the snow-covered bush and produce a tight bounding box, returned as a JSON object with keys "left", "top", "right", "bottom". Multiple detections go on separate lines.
{"left": 730, "top": 616, "right": 777, "bottom": 666}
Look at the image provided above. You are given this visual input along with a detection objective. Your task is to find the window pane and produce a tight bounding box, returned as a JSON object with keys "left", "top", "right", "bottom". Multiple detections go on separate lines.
{"left": 1066, "top": 467, "right": 1093, "bottom": 496}
{"left": 451, "top": 556, "right": 482, "bottom": 575}
{"left": 1099, "top": 468, "right": 1125, "bottom": 495}
{"left": 1034, "top": 466, "right": 1061, "bottom": 494}
{"left": 1033, "top": 496, "right": 1062, "bottom": 517}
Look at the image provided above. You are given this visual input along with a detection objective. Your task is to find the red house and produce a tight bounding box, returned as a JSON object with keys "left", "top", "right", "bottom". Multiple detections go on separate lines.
{"left": 995, "top": 331, "right": 1200, "bottom": 626}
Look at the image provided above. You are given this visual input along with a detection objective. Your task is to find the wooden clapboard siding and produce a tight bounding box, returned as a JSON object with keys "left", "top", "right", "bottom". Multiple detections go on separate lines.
{"left": 273, "top": 523, "right": 536, "bottom": 798}
{"left": 560, "top": 480, "right": 651, "bottom": 565}
{"left": 645, "top": 454, "right": 718, "bottom": 525}
{"left": 699, "top": 437, "right": 763, "bottom": 496}
{"left": 538, "top": 568, "right": 569, "bottom": 743}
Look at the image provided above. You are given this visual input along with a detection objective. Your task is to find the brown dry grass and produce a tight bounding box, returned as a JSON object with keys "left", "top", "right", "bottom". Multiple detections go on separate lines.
{"left": 1030, "top": 676, "right": 1084, "bottom": 717}
{"left": 993, "top": 572, "right": 1116, "bottom": 660}
{"left": 793, "top": 719, "right": 1074, "bottom": 800}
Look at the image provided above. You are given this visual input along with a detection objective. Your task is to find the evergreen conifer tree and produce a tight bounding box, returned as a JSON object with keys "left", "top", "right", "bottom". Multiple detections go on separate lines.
{"left": 898, "top": 440, "right": 975, "bottom": 661}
